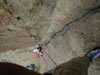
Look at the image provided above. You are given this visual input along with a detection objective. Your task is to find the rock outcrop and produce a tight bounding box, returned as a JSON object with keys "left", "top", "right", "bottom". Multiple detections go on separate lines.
{"left": 0, "top": 0, "right": 100, "bottom": 75}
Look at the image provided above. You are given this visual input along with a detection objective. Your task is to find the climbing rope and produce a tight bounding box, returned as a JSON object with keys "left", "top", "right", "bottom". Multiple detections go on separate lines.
{"left": 43, "top": 49, "right": 57, "bottom": 66}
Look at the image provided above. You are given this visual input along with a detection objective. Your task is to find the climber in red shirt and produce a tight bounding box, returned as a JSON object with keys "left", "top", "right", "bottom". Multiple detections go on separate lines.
{"left": 33, "top": 44, "right": 43, "bottom": 57}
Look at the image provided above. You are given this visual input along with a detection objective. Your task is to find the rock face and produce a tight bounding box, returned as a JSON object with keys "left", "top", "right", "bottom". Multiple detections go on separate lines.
{"left": 0, "top": 0, "right": 100, "bottom": 75}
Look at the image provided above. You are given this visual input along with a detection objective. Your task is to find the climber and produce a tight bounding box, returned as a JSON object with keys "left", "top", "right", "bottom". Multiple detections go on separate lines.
{"left": 26, "top": 64, "right": 35, "bottom": 70}
{"left": 33, "top": 44, "right": 43, "bottom": 57}
{"left": 43, "top": 47, "right": 100, "bottom": 75}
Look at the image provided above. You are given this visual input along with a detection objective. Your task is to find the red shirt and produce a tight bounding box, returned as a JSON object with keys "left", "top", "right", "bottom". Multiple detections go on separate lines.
{"left": 34, "top": 52, "right": 40, "bottom": 57}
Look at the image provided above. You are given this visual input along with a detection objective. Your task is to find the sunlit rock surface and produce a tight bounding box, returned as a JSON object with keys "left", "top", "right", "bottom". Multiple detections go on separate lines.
{"left": 0, "top": 0, "right": 100, "bottom": 75}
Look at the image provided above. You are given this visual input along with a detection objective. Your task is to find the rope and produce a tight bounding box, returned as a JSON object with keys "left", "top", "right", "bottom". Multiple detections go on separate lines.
{"left": 43, "top": 50, "right": 57, "bottom": 66}
{"left": 40, "top": 42, "right": 58, "bottom": 66}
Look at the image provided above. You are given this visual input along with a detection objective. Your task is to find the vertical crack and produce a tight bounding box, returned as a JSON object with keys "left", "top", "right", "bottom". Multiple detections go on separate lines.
{"left": 42, "top": 6, "right": 100, "bottom": 46}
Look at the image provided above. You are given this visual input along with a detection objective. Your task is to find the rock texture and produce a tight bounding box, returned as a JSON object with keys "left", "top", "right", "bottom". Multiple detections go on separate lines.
{"left": 0, "top": 0, "right": 100, "bottom": 75}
